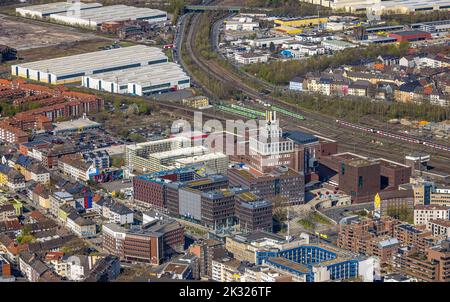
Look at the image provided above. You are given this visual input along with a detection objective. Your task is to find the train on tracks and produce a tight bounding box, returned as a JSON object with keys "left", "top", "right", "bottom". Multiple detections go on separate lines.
{"left": 336, "top": 119, "right": 450, "bottom": 153}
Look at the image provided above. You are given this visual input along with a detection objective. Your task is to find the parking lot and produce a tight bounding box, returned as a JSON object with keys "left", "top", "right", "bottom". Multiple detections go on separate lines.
{"left": 0, "top": 14, "right": 100, "bottom": 50}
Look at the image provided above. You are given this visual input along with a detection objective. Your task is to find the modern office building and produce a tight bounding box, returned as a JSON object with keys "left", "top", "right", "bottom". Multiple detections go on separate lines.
{"left": 257, "top": 244, "right": 378, "bottom": 282}
{"left": 394, "top": 241, "right": 450, "bottom": 282}
{"left": 414, "top": 205, "right": 450, "bottom": 226}
{"left": 201, "top": 188, "right": 238, "bottom": 229}
{"left": 228, "top": 167, "right": 305, "bottom": 206}
{"left": 234, "top": 191, "right": 273, "bottom": 233}
{"left": 413, "top": 182, "right": 450, "bottom": 207}
{"left": 102, "top": 224, "right": 164, "bottom": 264}
{"left": 125, "top": 136, "right": 190, "bottom": 172}
{"left": 225, "top": 231, "right": 309, "bottom": 264}
{"left": 11, "top": 45, "right": 167, "bottom": 84}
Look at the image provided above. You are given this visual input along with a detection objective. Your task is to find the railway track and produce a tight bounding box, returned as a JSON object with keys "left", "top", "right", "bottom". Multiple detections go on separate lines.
{"left": 177, "top": 11, "right": 450, "bottom": 175}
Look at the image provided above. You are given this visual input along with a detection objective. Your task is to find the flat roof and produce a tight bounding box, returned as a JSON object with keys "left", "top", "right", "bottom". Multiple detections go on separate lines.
{"left": 266, "top": 257, "right": 310, "bottom": 273}
{"left": 50, "top": 5, "right": 167, "bottom": 24}
{"left": 52, "top": 117, "right": 100, "bottom": 132}
{"left": 322, "top": 39, "right": 356, "bottom": 47}
{"left": 14, "top": 45, "right": 166, "bottom": 77}
{"left": 175, "top": 152, "right": 227, "bottom": 164}
{"left": 126, "top": 136, "right": 189, "bottom": 151}
{"left": 391, "top": 30, "right": 431, "bottom": 36}
{"left": 150, "top": 146, "right": 207, "bottom": 160}
{"left": 16, "top": 2, "right": 102, "bottom": 15}
{"left": 85, "top": 62, "right": 189, "bottom": 87}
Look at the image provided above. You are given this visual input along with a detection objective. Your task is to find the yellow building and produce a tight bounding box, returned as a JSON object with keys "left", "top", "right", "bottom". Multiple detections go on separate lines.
{"left": 0, "top": 171, "right": 7, "bottom": 186}
{"left": 182, "top": 96, "right": 210, "bottom": 109}
{"left": 275, "top": 25, "right": 302, "bottom": 35}
{"left": 274, "top": 16, "right": 328, "bottom": 28}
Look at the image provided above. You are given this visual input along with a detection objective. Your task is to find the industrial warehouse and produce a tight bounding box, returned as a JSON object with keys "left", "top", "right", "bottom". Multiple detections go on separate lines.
{"left": 15, "top": 1, "right": 103, "bottom": 18}
{"left": 82, "top": 62, "right": 191, "bottom": 95}
{"left": 11, "top": 45, "right": 169, "bottom": 84}
{"left": 48, "top": 4, "right": 167, "bottom": 28}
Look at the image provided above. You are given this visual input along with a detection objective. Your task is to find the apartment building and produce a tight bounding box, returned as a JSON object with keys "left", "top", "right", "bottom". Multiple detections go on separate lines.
{"left": 188, "top": 239, "right": 227, "bottom": 279}
{"left": 234, "top": 191, "right": 273, "bottom": 233}
{"left": 394, "top": 241, "right": 450, "bottom": 282}
{"left": 428, "top": 219, "right": 450, "bottom": 237}
{"left": 337, "top": 217, "right": 400, "bottom": 264}
{"left": 58, "top": 154, "right": 97, "bottom": 182}
{"left": 414, "top": 205, "right": 450, "bottom": 226}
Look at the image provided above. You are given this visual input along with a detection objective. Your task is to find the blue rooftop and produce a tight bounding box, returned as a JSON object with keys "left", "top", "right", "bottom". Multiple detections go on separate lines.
{"left": 283, "top": 131, "right": 318, "bottom": 145}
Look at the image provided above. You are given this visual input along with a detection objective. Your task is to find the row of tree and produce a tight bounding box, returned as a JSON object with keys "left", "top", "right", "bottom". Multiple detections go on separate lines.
{"left": 280, "top": 91, "right": 450, "bottom": 122}
{"left": 242, "top": 43, "right": 409, "bottom": 85}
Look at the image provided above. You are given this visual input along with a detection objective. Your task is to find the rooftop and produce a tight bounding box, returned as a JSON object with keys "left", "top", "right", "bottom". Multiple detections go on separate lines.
{"left": 16, "top": 1, "right": 102, "bottom": 15}
{"left": 52, "top": 117, "right": 100, "bottom": 133}
{"left": 85, "top": 62, "right": 189, "bottom": 88}
{"left": 14, "top": 45, "right": 166, "bottom": 77}
{"left": 50, "top": 5, "right": 167, "bottom": 25}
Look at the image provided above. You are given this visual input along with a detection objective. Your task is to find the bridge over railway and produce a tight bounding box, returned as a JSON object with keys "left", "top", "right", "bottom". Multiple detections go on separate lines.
{"left": 184, "top": 5, "right": 242, "bottom": 12}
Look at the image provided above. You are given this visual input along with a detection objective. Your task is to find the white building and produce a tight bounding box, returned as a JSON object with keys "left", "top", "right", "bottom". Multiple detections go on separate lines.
{"left": 321, "top": 39, "right": 357, "bottom": 51}
{"left": 82, "top": 62, "right": 190, "bottom": 96}
{"left": 325, "top": 22, "right": 345, "bottom": 31}
{"left": 428, "top": 219, "right": 450, "bottom": 237}
{"left": 224, "top": 17, "right": 259, "bottom": 31}
{"left": 49, "top": 5, "right": 167, "bottom": 28}
{"left": 11, "top": 45, "right": 167, "bottom": 85}
{"left": 102, "top": 200, "right": 134, "bottom": 225}
{"left": 414, "top": 205, "right": 450, "bottom": 226}
{"left": 234, "top": 52, "right": 269, "bottom": 65}
{"left": 300, "top": 0, "right": 450, "bottom": 14}
{"left": 16, "top": 1, "right": 102, "bottom": 18}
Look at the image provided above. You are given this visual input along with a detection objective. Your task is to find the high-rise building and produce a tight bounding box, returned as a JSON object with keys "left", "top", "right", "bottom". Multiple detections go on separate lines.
{"left": 228, "top": 166, "right": 305, "bottom": 206}
{"left": 234, "top": 191, "right": 273, "bottom": 233}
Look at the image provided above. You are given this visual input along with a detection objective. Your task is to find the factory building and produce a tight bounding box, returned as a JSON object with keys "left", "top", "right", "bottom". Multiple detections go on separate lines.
{"left": 16, "top": 1, "right": 103, "bottom": 18}
{"left": 49, "top": 5, "right": 167, "bottom": 28}
{"left": 11, "top": 45, "right": 167, "bottom": 85}
{"left": 300, "top": 0, "right": 450, "bottom": 14}
{"left": 274, "top": 16, "right": 328, "bottom": 28}
{"left": 82, "top": 62, "right": 190, "bottom": 95}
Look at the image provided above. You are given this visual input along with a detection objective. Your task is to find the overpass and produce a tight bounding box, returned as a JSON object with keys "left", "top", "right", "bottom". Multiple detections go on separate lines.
{"left": 184, "top": 5, "right": 242, "bottom": 12}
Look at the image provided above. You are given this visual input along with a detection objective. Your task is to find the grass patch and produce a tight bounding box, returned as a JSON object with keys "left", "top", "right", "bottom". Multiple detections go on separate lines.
{"left": 309, "top": 211, "right": 333, "bottom": 225}
{"left": 297, "top": 219, "right": 315, "bottom": 230}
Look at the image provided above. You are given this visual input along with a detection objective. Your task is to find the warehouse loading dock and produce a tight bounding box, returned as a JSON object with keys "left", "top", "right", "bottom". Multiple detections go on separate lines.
{"left": 82, "top": 62, "right": 191, "bottom": 96}
{"left": 11, "top": 45, "right": 168, "bottom": 84}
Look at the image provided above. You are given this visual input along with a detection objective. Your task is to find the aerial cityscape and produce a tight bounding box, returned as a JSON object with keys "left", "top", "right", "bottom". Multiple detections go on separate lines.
{"left": 0, "top": 0, "right": 449, "bottom": 286}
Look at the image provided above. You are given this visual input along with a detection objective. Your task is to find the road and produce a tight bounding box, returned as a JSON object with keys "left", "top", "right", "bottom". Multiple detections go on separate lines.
{"left": 321, "top": 202, "right": 374, "bottom": 223}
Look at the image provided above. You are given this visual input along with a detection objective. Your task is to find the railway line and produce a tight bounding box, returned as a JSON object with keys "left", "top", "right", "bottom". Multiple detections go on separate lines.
{"left": 176, "top": 10, "right": 450, "bottom": 175}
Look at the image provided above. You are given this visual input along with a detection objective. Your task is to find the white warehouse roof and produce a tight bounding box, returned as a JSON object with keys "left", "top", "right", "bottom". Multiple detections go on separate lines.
{"left": 84, "top": 62, "right": 190, "bottom": 87}
{"left": 14, "top": 45, "right": 167, "bottom": 78}
{"left": 50, "top": 4, "right": 167, "bottom": 25}
{"left": 16, "top": 1, "right": 103, "bottom": 17}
